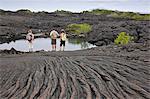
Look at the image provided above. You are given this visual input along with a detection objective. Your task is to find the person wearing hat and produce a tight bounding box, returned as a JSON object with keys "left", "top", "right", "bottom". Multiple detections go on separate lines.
{"left": 60, "top": 29, "right": 67, "bottom": 51}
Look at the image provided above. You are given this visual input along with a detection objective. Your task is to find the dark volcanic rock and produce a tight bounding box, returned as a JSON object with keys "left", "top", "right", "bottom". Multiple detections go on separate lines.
{"left": 0, "top": 47, "right": 24, "bottom": 54}
{"left": 0, "top": 44, "right": 150, "bottom": 99}
{"left": 0, "top": 10, "right": 150, "bottom": 45}
{"left": 88, "top": 20, "right": 150, "bottom": 46}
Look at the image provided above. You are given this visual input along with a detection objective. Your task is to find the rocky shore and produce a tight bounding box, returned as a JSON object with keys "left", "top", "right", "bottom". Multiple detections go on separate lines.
{"left": 0, "top": 10, "right": 150, "bottom": 45}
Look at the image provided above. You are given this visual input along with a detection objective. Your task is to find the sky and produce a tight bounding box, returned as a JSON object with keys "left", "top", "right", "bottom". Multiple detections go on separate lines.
{"left": 0, "top": 0, "right": 150, "bottom": 13}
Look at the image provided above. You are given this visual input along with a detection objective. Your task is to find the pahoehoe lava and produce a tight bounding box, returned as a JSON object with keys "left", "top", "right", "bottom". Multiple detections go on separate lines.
{"left": 0, "top": 46, "right": 150, "bottom": 99}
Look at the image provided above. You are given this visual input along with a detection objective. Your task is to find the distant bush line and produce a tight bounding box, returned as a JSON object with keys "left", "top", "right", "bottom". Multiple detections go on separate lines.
{"left": 0, "top": 9, "right": 150, "bottom": 20}
{"left": 82, "top": 9, "right": 150, "bottom": 20}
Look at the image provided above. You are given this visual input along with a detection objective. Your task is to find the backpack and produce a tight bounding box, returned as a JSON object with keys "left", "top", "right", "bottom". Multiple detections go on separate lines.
{"left": 61, "top": 33, "right": 66, "bottom": 41}
{"left": 29, "top": 35, "right": 33, "bottom": 40}
{"left": 27, "top": 33, "right": 33, "bottom": 41}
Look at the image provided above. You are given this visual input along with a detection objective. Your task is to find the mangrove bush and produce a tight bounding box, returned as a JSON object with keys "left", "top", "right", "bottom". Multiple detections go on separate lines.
{"left": 114, "top": 32, "right": 133, "bottom": 45}
{"left": 66, "top": 23, "right": 92, "bottom": 35}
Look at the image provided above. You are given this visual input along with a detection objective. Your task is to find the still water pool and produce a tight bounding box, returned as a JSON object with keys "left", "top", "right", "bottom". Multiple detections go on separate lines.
{"left": 0, "top": 38, "right": 96, "bottom": 52}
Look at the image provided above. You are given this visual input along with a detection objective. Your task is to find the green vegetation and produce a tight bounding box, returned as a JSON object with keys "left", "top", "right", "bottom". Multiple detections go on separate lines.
{"left": 83, "top": 9, "right": 150, "bottom": 20}
{"left": 83, "top": 9, "right": 114, "bottom": 15}
{"left": 114, "top": 32, "right": 133, "bottom": 45}
{"left": 1, "top": 9, "right": 149, "bottom": 20}
{"left": 112, "top": 12, "right": 150, "bottom": 20}
{"left": 54, "top": 10, "right": 72, "bottom": 14}
{"left": 66, "top": 23, "right": 92, "bottom": 35}
{"left": 37, "top": 11, "right": 49, "bottom": 15}
{"left": 54, "top": 10, "right": 72, "bottom": 16}
{"left": 16, "top": 9, "right": 34, "bottom": 15}
{"left": 17, "top": 9, "right": 32, "bottom": 13}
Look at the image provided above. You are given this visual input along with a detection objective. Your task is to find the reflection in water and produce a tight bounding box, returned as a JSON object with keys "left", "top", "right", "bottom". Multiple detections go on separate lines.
{"left": 0, "top": 38, "right": 96, "bottom": 52}
{"left": 68, "top": 38, "right": 83, "bottom": 45}
{"left": 68, "top": 38, "right": 91, "bottom": 49}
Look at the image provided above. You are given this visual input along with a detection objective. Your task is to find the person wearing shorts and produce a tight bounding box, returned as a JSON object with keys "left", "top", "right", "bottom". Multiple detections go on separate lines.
{"left": 60, "top": 29, "right": 67, "bottom": 51}
{"left": 60, "top": 40, "right": 65, "bottom": 47}
{"left": 50, "top": 29, "right": 59, "bottom": 51}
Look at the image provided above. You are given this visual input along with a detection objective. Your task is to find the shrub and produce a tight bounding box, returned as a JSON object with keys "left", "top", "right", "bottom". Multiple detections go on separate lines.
{"left": 114, "top": 32, "right": 133, "bottom": 45}
{"left": 16, "top": 9, "right": 33, "bottom": 15}
{"left": 82, "top": 9, "right": 150, "bottom": 20}
{"left": 17, "top": 9, "right": 32, "bottom": 13}
{"left": 55, "top": 10, "right": 72, "bottom": 14}
{"left": 66, "top": 23, "right": 92, "bottom": 35}
{"left": 82, "top": 9, "right": 114, "bottom": 15}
